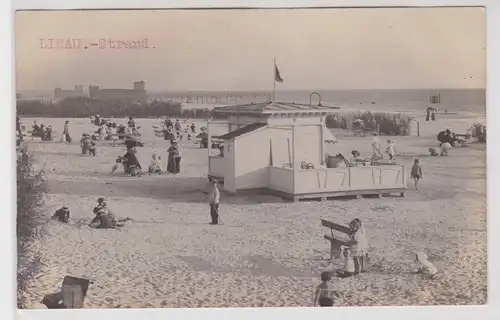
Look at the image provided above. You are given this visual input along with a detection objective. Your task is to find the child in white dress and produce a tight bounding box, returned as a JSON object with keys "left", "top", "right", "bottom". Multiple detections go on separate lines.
{"left": 414, "top": 251, "right": 438, "bottom": 279}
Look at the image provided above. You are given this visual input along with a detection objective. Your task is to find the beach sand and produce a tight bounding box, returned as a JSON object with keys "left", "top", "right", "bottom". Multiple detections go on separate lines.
{"left": 18, "top": 113, "right": 486, "bottom": 308}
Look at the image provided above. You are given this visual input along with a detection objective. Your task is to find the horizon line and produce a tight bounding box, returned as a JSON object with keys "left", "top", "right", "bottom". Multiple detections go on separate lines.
{"left": 17, "top": 87, "right": 486, "bottom": 93}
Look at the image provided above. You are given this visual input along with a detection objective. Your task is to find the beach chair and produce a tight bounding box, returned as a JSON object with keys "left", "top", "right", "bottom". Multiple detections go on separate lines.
{"left": 42, "top": 276, "right": 92, "bottom": 309}
{"left": 61, "top": 276, "right": 92, "bottom": 308}
{"left": 321, "top": 219, "right": 352, "bottom": 260}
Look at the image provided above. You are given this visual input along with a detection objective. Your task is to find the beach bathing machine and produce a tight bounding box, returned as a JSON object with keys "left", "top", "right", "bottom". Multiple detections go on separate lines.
{"left": 207, "top": 101, "right": 407, "bottom": 201}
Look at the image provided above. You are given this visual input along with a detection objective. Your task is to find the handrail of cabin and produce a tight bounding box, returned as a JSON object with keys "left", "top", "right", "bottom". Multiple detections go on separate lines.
{"left": 282, "top": 162, "right": 293, "bottom": 169}
{"left": 269, "top": 165, "right": 293, "bottom": 172}
{"left": 295, "top": 164, "right": 404, "bottom": 173}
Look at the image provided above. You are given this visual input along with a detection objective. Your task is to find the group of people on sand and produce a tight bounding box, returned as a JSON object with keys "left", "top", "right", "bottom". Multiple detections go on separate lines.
{"left": 31, "top": 121, "right": 54, "bottom": 141}
{"left": 111, "top": 138, "right": 143, "bottom": 176}
{"left": 314, "top": 218, "right": 438, "bottom": 307}
{"left": 349, "top": 137, "right": 397, "bottom": 164}
{"left": 29, "top": 120, "right": 71, "bottom": 143}
{"left": 51, "top": 197, "right": 130, "bottom": 229}
{"left": 163, "top": 117, "right": 197, "bottom": 141}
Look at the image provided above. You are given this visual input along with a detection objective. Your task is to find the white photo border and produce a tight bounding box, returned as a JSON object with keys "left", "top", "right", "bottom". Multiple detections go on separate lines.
{"left": 2, "top": 1, "right": 498, "bottom": 320}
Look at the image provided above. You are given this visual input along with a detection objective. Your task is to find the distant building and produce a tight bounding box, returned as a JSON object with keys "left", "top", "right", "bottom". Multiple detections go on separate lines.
{"left": 54, "top": 85, "right": 86, "bottom": 101}
{"left": 89, "top": 81, "right": 147, "bottom": 103}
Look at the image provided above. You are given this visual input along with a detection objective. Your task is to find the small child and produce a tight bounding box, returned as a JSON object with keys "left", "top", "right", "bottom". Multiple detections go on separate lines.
{"left": 148, "top": 153, "right": 162, "bottom": 174}
{"left": 349, "top": 218, "right": 369, "bottom": 274}
{"left": 314, "top": 271, "right": 340, "bottom": 307}
{"left": 410, "top": 159, "right": 423, "bottom": 190}
{"left": 414, "top": 251, "right": 438, "bottom": 279}
{"left": 386, "top": 140, "right": 396, "bottom": 160}
{"left": 336, "top": 247, "right": 356, "bottom": 278}
{"left": 51, "top": 206, "right": 70, "bottom": 223}
{"left": 429, "top": 148, "right": 439, "bottom": 156}
{"left": 440, "top": 142, "right": 452, "bottom": 156}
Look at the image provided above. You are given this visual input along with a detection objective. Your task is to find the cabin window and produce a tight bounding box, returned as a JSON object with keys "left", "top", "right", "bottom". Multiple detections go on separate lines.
{"left": 227, "top": 145, "right": 231, "bottom": 152}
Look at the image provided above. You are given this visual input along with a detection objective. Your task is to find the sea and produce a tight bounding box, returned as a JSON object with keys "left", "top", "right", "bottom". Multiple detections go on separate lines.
{"left": 20, "top": 89, "right": 486, "bottom": 117}
{"left": 273, "top": 89, "right": 486, "bottom": 116}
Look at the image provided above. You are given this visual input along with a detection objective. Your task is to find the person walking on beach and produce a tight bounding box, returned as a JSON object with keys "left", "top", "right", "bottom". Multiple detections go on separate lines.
{"left": 313, "top": 271, "right": 340, "bottom": 307}
{"left": 348, "top": 218, "right": 369, "bottom": 274}
{"left": 431, "top": 108, "right": 437, "bottom": 121}
{"left": 411, "top": 159, "right": 423, "bottom": 191}
{"left": 62, "top": 120, "right": 72, "bottom": 143}
{"left": 208, "top": 179, "right": 220, "bottom": 225}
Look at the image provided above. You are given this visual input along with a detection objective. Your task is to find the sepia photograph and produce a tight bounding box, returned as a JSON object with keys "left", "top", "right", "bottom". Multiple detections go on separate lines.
{"left": 14, "top": 6, "right": 487, "bottom": 309}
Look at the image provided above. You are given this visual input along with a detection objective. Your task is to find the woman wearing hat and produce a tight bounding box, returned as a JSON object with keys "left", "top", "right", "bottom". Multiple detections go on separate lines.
{"left": 167, "top": 139, "right": 182, "bottom": 174}
{"left": 167, "top": 140, "right": 177, "bottom": 174}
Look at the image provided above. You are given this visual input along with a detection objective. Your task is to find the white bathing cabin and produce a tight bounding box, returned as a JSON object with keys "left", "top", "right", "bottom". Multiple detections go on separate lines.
{"left": 207, "top": 101, "right": 407, "bottom": 201}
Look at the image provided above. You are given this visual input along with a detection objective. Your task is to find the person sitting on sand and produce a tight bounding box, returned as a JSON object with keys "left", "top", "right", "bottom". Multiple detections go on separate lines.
{"left": 81, "top": 134, "right": 91, "bottom": 155}
{"left": 437, "top": 129, "right": 453, "bottom": 146}
{"left": 440, "top": 142, "right": 452, "bottom": 156}
{"left": 93, "top": 197, "right": 107, "bottom": 214}
{"left": 51, "top": 206, "right": 70, "bottom": 223}
{"left": 411, "top": 159, "right": 423, "bottom": 191}
{"left": 148, "top": 153, "right": 162, "bottom": 174}
{"left": 414, "top": 251, "right": 438, "bottom": 279}
{"left": 122, "top": 149, "right": 142, "bottom": 176}
{"left": 348, "top": 218, "right": 369, "bottom": 274}
{"left": 336, "top": 248, "right": 356, "bottom": 278}
{"left": 89, "top": 199, "right": 130, "bottom": 229}
{"left": 429, "top": 148, "right": 440, "bottom": 157}
{"left": 32, "top": 121, "right": 41, "bottom": 136}
{"left": 314, "top": 271, "right": 341, "bottom": 307}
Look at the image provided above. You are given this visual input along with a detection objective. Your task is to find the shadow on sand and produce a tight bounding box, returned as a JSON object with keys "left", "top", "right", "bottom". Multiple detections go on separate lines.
{"left": 46, "top": 176, "right": 287, "bottom": 205}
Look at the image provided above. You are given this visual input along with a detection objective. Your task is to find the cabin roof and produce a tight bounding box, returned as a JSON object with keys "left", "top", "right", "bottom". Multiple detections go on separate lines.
{"left": 213, "top": 102, "right": 340, "bottom": 115}
{"left": 215, "top": 123, "right": 268, "bottom": 140}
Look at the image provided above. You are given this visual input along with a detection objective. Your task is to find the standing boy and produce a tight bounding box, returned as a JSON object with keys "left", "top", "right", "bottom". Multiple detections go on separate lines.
{"left": 209, "top": 179, "right": 220, "bottom": 225}
{"left": 411, "top": 159, "right": 423, "bottom": 191}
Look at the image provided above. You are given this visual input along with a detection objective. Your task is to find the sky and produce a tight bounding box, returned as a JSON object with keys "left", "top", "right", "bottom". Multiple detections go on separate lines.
{"left": 15, "top": 7, "right": 485, "bottom": 92}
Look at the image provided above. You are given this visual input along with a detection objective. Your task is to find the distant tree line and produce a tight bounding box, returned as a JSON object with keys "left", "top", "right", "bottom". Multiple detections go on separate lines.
{"left": 17, "top": 97, "right": 229, "bottom": 119}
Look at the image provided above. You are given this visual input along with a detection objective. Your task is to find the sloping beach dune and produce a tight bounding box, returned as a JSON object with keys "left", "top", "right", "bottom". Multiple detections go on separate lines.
{"left": 19, "top": 113, "right": 486, "bottom": 308}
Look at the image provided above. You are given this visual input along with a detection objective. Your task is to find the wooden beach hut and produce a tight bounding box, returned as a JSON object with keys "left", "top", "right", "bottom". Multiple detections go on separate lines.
{"left": 207, "top": 102, "right": 407, "bottom": 200}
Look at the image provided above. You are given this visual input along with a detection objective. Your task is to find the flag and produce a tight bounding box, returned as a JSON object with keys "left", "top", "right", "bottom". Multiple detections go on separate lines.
{"left": 275, "top": 63, "right": 284, "bottom": 83}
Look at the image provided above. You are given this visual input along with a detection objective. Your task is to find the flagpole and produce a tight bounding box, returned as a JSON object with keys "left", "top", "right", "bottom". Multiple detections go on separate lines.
{"left": 273, "top": 57, "right": 276, "bottom": 102}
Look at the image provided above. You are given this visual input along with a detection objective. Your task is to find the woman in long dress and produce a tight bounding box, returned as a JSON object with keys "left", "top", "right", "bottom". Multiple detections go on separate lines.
{"left": 63, "top": 120, "right": 72, "bottom": 143}
{"left": 167, "top": 140, "right": 177, "bottom": 173}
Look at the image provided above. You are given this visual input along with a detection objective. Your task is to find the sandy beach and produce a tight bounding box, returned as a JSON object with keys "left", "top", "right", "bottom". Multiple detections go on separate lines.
{"left": 19, "top": 112, "right": 486, "bottom": 308}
